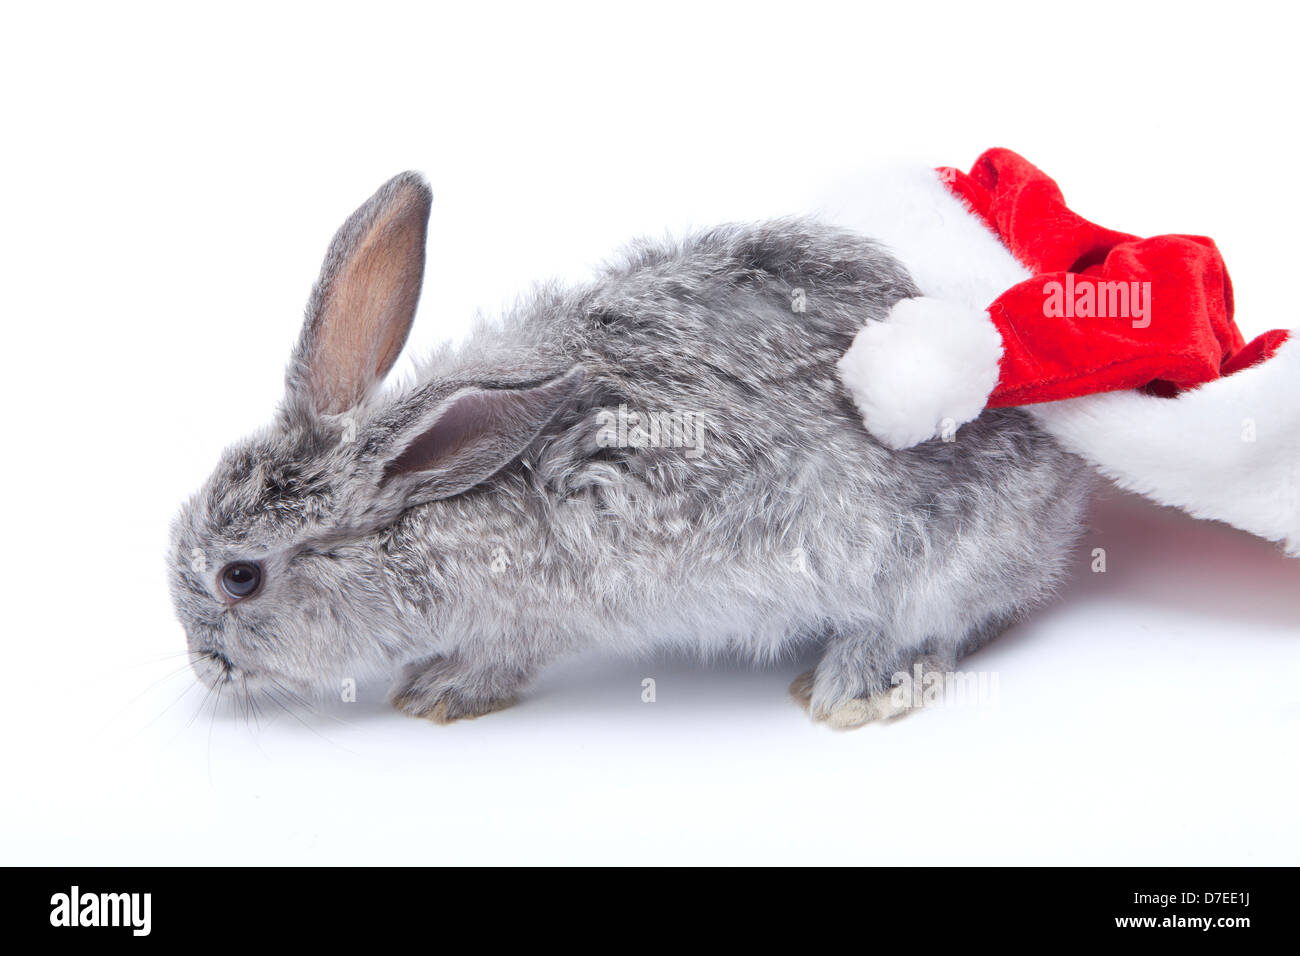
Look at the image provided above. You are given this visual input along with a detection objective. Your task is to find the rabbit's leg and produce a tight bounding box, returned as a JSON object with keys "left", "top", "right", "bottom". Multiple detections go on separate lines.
{"left": 791, "top": 614, "right": 1012, "bottom": 728}
{"left": 789, "top": 624, "right": 958, "bottom": 729}
{"left": 792, "top": 652, "right": 955, "bottom": 729}
{"left": 391, "top": 650, "right": 535, "bottom": 724}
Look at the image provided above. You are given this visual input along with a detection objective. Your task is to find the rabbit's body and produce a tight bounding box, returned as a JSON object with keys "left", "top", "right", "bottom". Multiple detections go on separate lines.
{"left": 169, "top": 175, "right": 1090, "bottom": 728}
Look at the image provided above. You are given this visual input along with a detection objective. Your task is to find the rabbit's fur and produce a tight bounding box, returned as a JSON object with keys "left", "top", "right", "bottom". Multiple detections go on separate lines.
{"left": 169, "top": 172, "right": 1091, "bottom": 728}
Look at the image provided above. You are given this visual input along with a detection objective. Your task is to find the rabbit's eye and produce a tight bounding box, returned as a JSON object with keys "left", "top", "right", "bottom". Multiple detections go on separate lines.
{"left": 219, "top": 561, "right": 263, "bottom": 600}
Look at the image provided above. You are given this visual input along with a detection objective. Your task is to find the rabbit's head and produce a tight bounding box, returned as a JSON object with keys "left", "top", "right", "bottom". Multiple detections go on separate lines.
{"left": 168, "top": 173, "right": 582, "bottom": 697}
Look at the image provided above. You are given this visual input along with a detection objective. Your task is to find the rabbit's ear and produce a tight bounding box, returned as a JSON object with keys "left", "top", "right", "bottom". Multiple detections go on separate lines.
{"left": 374, "top": 368, "right": 585, "bottom": 503}
{"left": 286, "top": 172, "right": 432, "bottom": 416}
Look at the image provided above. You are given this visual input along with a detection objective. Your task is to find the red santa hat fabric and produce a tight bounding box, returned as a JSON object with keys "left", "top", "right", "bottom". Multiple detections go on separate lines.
{"left": 938, "top": 148, "right": 1286, "bottom": 406}
{"left": 830, "top": 149, "right": 1299, "bottom": 554}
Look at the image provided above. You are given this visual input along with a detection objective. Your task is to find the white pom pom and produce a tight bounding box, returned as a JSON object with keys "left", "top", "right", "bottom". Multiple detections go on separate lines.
{"left": 837, "top": 297, "right": 1004, "bottom": 450}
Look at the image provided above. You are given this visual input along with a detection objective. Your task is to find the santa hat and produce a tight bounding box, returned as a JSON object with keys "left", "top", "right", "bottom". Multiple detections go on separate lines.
{"left": 825, "top": 149, "right": 1299, "bottom": 555}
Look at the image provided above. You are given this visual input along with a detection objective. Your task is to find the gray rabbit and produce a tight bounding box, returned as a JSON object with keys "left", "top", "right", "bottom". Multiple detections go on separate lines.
{"left": 168, "top": 172, "right": 1090, "bottom": 729}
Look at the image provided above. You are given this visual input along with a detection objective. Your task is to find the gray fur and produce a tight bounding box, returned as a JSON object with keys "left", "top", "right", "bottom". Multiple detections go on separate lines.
{"left": 169, "top": 171, "right": 1091, "bottom": 726}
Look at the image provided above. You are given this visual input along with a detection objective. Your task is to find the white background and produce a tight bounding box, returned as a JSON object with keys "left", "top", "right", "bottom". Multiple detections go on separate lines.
{"left": 3, "top": 1, "right": 1298, "bottom": 865}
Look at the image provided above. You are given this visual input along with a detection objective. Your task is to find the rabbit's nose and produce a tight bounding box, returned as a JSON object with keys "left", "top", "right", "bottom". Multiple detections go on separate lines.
{"left": 190, "top": 649, "right": 236, "bottom": 687}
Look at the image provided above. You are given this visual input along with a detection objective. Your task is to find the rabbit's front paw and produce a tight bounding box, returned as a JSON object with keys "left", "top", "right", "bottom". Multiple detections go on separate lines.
{"left": 391, "top": 655, "right": 518, "bottom": 724}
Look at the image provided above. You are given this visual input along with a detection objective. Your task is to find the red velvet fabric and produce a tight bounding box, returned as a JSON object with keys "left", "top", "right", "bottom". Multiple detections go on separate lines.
{"left": 937, "top": 148, "right": 1287, "bottom": 406}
